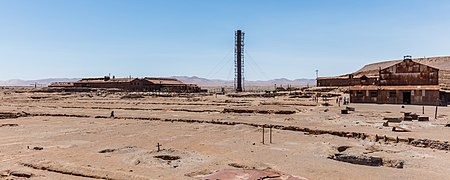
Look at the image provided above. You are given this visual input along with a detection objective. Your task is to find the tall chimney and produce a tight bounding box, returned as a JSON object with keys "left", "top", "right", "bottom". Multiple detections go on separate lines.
{"left": 235, "top": 30, "right": 244, "bottom": 92}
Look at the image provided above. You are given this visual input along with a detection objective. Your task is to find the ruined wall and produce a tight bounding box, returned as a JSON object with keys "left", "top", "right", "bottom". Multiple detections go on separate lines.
{"left": 379, "top": 60, "right": 439, "bottom": 86}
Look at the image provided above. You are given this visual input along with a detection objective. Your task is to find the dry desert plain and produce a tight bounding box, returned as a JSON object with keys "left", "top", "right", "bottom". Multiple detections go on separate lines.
{"left": 1, "top": 88, "right": 450, "bottom": 179}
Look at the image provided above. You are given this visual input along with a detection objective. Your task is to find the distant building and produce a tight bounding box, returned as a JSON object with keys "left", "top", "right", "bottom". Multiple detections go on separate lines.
{"left": 49, "top": 76, "right": 203, "bottom": 93}
{"left": 317, "top": 56, "right": 450, "bottom": 87}
{"left": 317, "top": 55, "right": 450, "bottom": 105}
{"left": 350, "top": 56, "right": 443, "bottom": 105}
{"left": 47, "top": 82, "right": 74, "bottom": 87}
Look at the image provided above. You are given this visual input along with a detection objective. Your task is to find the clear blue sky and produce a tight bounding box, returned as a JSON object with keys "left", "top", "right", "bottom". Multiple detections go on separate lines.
{"left": 1, "top": 0, "right": 450, "bottom": 81}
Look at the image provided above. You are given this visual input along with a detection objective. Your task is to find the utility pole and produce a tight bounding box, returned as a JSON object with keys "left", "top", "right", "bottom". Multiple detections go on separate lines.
{"left": 315, "top": 70, "right": 319, "bottom": 86}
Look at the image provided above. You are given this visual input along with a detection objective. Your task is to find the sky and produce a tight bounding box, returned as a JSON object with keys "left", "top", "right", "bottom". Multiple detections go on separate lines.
{"left": 1, "top": 0, "right": 450, "bottom": 81}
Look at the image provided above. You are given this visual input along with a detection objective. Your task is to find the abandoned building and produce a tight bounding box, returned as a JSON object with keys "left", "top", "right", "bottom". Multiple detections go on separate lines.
{"left": 317, "top": 56, "right": 450, "bottom": 87}
{"left": 49, "top": 76, "right": 203, "bottom": 93}
{"left": 317, "top": 56, "right": 450, "bottom": 105}
{"left": 47, "top": 82, "right": 74, "bottom": 87}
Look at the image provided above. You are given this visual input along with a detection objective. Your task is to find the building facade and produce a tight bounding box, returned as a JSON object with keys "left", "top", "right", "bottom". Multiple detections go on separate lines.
{"left": 50, "top": 76, "right": 203, "bottom": 93}
{"left": 317, "top": 75, "right": 378, "bottom": 87}
{"left": 349, "top": 56, "right": 443, "bottom": 105}
{"left": 317, "top": 56, "right": 450, "bottom": 87}
{"left": 349, "top": 85, "right": 441, "bottom": 105}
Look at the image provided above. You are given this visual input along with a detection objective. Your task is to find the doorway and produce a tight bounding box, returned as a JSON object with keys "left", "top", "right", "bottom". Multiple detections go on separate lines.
{"left": 403, "top": 91, "right": 411, "bottom": 104}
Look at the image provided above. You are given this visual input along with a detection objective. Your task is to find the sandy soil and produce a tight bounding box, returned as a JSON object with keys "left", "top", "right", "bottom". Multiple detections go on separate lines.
{"left": 1, "top": 89, "right": 450, "bottom": 179}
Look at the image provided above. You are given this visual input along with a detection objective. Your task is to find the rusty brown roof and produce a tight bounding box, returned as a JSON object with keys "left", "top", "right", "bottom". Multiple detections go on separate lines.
{"left": 143, "top": 77, "right": 184, "bottom": 85}
{"left": 316, "top": 75, "right": 350, "bottom": 80}
{"left": 317, "top": 74, "right": 378, "bottom": 80}
{"left": 349, "top": 85, "right": 440, "bottom": 91}
{"left": 48, "top": 82, "right": 74, "bottom": 87}
{"left": 353, "top": 56, "right": 450, "bottom": 76}
{"left": 77, "top": 77, "right": 138, "bottom": 83}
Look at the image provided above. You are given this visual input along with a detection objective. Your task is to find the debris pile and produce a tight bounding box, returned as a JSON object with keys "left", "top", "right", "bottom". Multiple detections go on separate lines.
{"left": 329, "top": 154, "right": 404, "bottom": 169}
{"left": 0, "top": 112, "right": 29, "bottom": 119}
{"left": 409, "top": 139, "right": 450, "bottom": 151}
{"left": 0, "top": 170, "right": 34, "bottom": 178}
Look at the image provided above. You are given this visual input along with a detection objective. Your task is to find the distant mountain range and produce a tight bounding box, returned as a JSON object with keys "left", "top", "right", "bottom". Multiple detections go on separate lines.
{"left": 172, "top": 76, "right": 316, "bottom": 87}
{"left": 0, "top": 78, "right": 80, "bottom": 87}
{"left": 0, "top": 76, "right": 316, "bottom": 87}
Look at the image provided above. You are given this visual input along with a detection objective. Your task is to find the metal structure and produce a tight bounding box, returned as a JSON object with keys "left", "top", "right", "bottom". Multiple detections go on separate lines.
{"left": 234, "top": 30, "right": 245, "bottom": 92}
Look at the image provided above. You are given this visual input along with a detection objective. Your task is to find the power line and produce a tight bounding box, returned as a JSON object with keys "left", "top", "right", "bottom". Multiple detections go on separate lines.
{"left": 206, "top": 48, "right": 234, "bottom": 79}
{"left": 245, "top": 49, "right": 270, "bottom": 80}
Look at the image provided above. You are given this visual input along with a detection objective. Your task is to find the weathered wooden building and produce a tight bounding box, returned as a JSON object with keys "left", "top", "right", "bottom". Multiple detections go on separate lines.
{"left": 74, "top": 77, "right": 147, "bottom": 91}
{"left": 349, "top": 56, "right": 444, "bottom": 105}
{"left": 50, "top": 76, "right": 203, "bottom": 93}
{"left": 316, "top": 74, "right": 378, "bottom": 87}
{"left": 48, "top": 82, "right": 74, "bottom": 87}
{"left": 378, "top": 58, "right": 439, "bottom": 86}
{"left": 317, "top": 56, "right": 450, "bottom": 87}
{"left": 349, "top": 85, "right": 441, "bottom": 105}
{"left": 142, "top": 77, "right": 202, "bottom": 92}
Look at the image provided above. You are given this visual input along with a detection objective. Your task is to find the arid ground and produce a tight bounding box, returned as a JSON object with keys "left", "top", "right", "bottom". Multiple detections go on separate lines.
{"left": 1, "top": 88, "right": 450, "bottom": 179}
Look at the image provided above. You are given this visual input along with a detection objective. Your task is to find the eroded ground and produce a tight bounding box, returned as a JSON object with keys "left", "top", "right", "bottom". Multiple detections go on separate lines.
{"left": 1, "top": 89, "right": 450, "bottom": 179}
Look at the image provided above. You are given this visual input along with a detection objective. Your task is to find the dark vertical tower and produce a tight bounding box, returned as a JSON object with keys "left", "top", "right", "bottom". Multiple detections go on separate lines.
{"left": 235, "top": 30, "right": 244, "bottom": 92}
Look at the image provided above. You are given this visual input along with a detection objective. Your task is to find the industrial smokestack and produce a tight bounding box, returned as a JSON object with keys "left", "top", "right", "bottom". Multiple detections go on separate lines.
{"left": 235, "top": 30, "right": 244, "bottom": 92}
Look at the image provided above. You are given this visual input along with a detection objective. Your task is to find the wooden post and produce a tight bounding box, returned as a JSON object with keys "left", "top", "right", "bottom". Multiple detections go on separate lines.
{"left": 156, "top": 143, "right": 162, "bottom": 152}
{"left": 422, "top": 106, "right": 425, "bottom": 114}
{"left": 262, "top": 126, "right": 265, "bottom": 144}
{"left": 269, "top": 126, "right": 273, "bottom": 144}
{"left": 435, "top": 99, "right": 439, "bottom": 119}
{"left": 435, "top": 105, "right": 438, "bottom": 119}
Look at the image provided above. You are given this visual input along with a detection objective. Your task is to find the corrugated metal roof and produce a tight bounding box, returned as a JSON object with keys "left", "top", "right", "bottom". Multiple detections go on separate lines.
{"left": 49, "top": 82, "right": 74, "bottom": 87}
{"left": 144, "top": 77, "right": 184, "bottom": 85}
{"left": 316, "top": 75, "right": 350, "bottom": 80}
{"left": 317, "top": 74, "right": 378, "bottom": 80}
{"left": 77, "top": 78, "right": 138, "bottom": 83}
{"left": 353, "top": 56, "right": 450, "bottom": 76}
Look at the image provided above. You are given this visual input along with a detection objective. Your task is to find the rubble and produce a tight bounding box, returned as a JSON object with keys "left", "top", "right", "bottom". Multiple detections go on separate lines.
{"left": 329, "top": 154, "right": 404, "bottom": 169}
{"left": 329, "top": 154, "right": 383, "bottom": 167}
{"left": 409, "top": 139, "right": 450, "bottom": 151}
{"left": 0, "top": 123, "right": 19, "bottom": 127}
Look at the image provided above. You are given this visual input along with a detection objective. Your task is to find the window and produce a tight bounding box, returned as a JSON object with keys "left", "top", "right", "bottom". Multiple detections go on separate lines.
{"left": 356, "top": 91, "right": 364, "bottom": 97}
{"left": 389, "top": 91, "right": 396, "bottom": 97}
{"left": 370, "top": 90, "right": 378, "bottom": 97}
